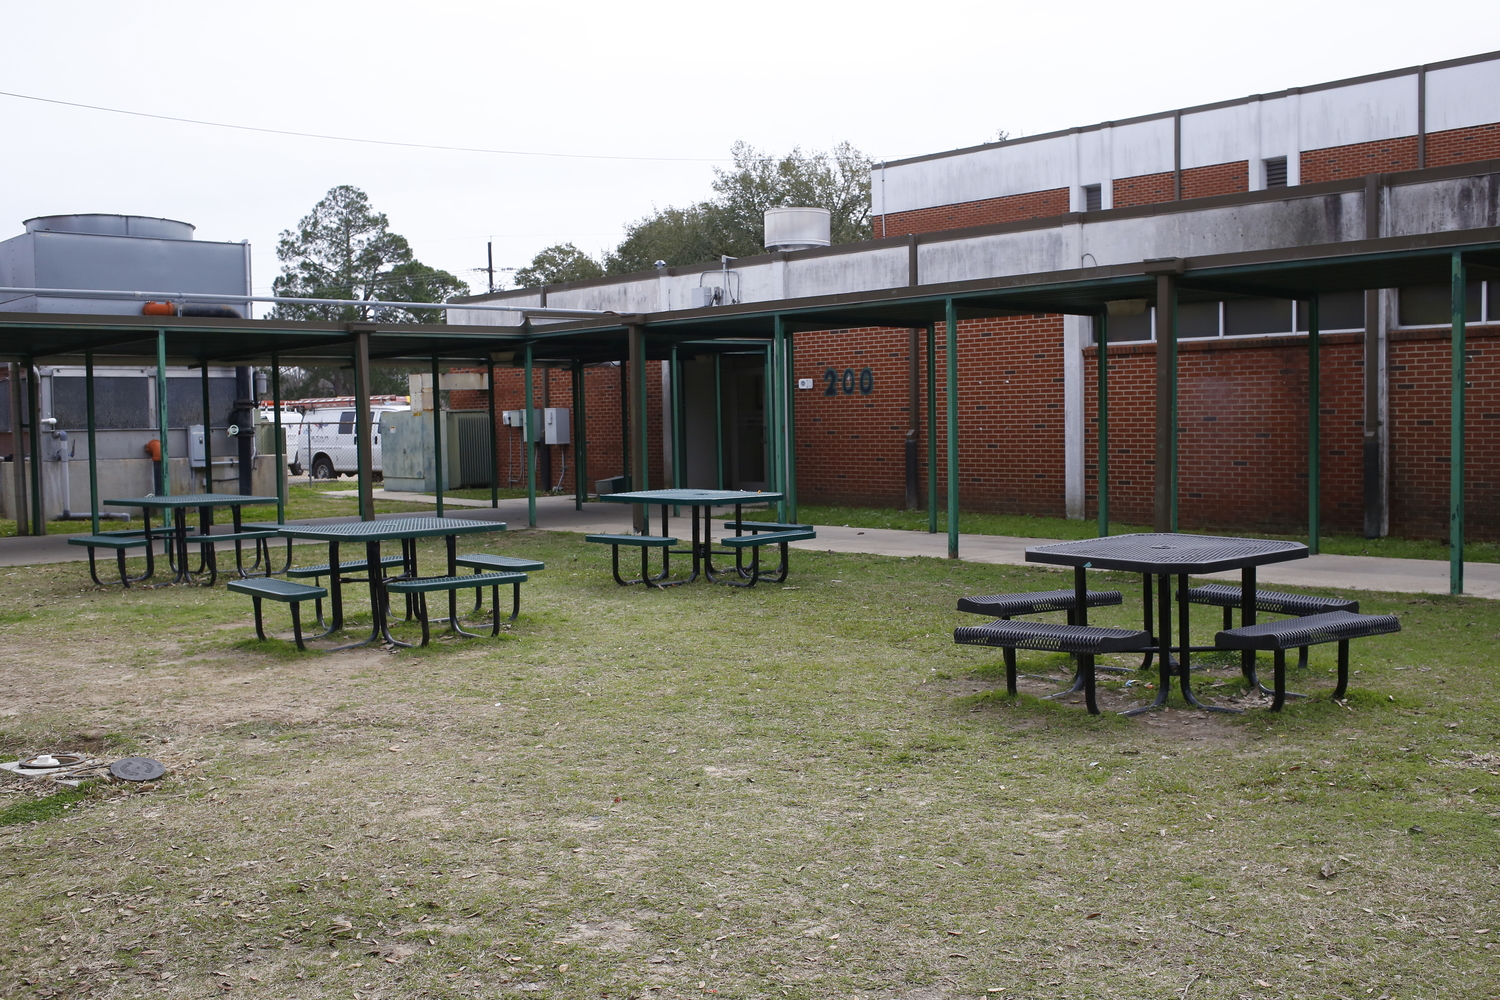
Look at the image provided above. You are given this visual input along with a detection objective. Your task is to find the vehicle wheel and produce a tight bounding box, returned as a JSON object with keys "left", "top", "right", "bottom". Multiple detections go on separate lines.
{"left": 288, "top": 462, "right": 303, "bottom": 477}
{"left": 311, "top": 455, "right": 336, "bottom": 480}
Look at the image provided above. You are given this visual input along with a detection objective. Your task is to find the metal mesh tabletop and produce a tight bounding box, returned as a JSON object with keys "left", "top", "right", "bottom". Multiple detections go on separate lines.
{"left": 276, "top": 518, "right": 506, "bottom": 541}
{"left": 599, "top": 489, "right": 782, "bottom": 505}
{"left": 104, "top": 494, "right": 278, "bottom": 508}
{"left": 1026, "top": 533, "right": 1308, "bottom": 574}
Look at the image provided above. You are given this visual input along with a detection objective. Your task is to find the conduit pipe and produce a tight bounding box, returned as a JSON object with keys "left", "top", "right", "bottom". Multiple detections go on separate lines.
{"left": 0, "top": 286, "right": 612, "bottom": 320}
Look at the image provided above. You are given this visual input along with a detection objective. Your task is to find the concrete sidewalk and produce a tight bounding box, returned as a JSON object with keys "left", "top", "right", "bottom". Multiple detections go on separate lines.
{"left": 5, "top": 493, "right": 1495, "bottom": 599}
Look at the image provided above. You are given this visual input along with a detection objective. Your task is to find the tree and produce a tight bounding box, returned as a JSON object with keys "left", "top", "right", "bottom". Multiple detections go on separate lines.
{"left": 603, "top": 141, "right": 873, "bottom": 275}
{"left": 268, "top": 185, "right": 467, "bottom": 396}
{"left": 512, "top": 243, "right": 605, "bottom": 288}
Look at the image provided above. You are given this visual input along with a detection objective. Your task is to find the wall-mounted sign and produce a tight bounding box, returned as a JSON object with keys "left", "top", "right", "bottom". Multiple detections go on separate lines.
{"left": 823, "top": 367, "right": 874, "bottom": 397}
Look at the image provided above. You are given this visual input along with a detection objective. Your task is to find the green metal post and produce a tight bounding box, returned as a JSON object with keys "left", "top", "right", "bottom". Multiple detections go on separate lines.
{"left": 1153, "top": 276, "right": 1178, "bottom": 532}
{"left": 945, "top": 299, "right": 959, "bottom": 559}
{"left": 200, "top": 364, "right": 213, "bottom": 492}
{"left": 772, "top": 316, "right": 787, "bottom": 521}
{"left": 670, "top": 345, "right": 683, "bottom": 515}
{"left": 271, "top": 354, "right": 285, "bottom": 523}
{"left": 431, "top": 356, "right": 444, "bottom": 518}
{"left": 86, "top": 348, "right": 99, "bottom": 536}
{"left": 713, "top": 354, "right": 725, "bottom": 490}
{"left": 156, "top": 331, "right": 170, "bottom": 498}
{"left": 1450, "top": 252, "right": 1467, "bottom": 594}
{"left": 574, "top": 360, "right": 589, "bottom": 509}
{"left": 1308, "top": 296, "right": 1321, "bottom": 555}
{"left": 927, "top": 322, "right": 938, "bottom": 534}
{"left": 487, "top": 356, "right": 499, "bottom": 509}
{"left": 1096, "top": 313, "right": 1109, "bottom": 538}
{"left": 352, "top": 331, "right": 375, "bottom": 521}
{"left": 25, "top": 360, "right": 43, "bottom": 533}
{"left": 524, "top": 344, "right": 537, "bottom": 528}
{"left": 763, "top": 346, "right": 776, "bottom": 499}
{"left": 786, "top": 332, "right": 798, "bottom": 524}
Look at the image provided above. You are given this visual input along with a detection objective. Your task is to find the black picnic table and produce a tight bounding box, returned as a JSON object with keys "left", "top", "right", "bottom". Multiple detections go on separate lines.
{"left": 599, "top": 488, "right": 784, "bottom": 584}
{"left": 1025, "top": 533, "right": 1308, "bottom": 713}
{"left": 102, "top": 493, "right": 280, "bottom": 586}
{"left": 274, "top": 516, "right": 506, "bottom": 648}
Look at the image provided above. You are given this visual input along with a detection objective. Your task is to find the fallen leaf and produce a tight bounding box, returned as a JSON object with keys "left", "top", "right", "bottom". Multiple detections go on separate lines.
{"left": 1255, "top": 980, "right": 1273, "bottom": 988}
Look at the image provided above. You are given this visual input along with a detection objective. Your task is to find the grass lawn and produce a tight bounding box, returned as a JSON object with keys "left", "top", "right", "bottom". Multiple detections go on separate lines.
{"left": 1, "top": 532, "right": 1498, "bottom": 998}
{"left": 736, "top": 505, "right": 1500, "bottom": 565}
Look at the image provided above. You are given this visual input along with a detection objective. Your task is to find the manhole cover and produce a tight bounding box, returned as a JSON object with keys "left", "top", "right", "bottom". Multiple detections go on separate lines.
{"left": 20, "top": 753, "right": 87, "bottom": 769}
{"left": 110, "top": 757, "right": 166, "bottom": 782}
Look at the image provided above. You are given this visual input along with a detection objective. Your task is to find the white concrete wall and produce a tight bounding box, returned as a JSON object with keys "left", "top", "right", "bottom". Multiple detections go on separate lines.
{"left": 1427, "top": 59, "right": 1500, "bottom": 132}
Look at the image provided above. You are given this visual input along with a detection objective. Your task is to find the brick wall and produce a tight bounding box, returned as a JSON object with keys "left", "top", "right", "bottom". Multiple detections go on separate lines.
{"left": 1427, "top": 123, "right": 1500, "bottom": 168}
{"left": 1112, "top": 171, "right": 1175, "bottom": 208}
{"left": 1388, "top": 326, "right": 1500, "bottom": 540}
{"left": 1301, "top": 135, "right": 1419, "bottom": 183}
{"left": 875, "top": 187, "right": 1069, "bottom": 236}
{"left": 1181, "top": 160, "right": 1248, "bottom": 200}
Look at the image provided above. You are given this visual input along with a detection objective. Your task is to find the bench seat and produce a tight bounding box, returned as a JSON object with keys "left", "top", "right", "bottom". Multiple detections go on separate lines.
{"left": 68, "top": 533, "right": 154, "bottom": 587}
{"left": 587, "top": 534, "right": 678, "bottom": 587}
{"left": 384, "top": 572, "right": 528, "bottom": 645}
{"left": 715, "top": 527, "right": 815, "bottom": 587}
{"left": 227, "top": 578, "right": 328, "bottom": 651}
{"left": 1189, "top": 583, "right": 1359, "bottom": 670}
{"left": 1214, "top": 610, "right": 1402, "bottom": 710}
{"left": 954, "top": 620, "right": 1151, "bottom": 714}
{"left": 287, "top": 554, "right": 407, "bottom": 579}
{"left": 957, "top": 588, "right": 1123, "bottom": 619}
{"left": 719, "top": 520, "right": 812, "bottom": 533}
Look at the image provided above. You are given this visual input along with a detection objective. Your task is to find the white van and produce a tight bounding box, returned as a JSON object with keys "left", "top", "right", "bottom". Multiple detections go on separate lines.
{"left": 279, "top": 396, "right": 410, "bottom": 479}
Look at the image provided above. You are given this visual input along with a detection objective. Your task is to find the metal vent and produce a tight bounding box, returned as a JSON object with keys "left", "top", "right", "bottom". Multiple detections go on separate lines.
{"left": 1264, "top": 156, "right": 1288, "bottom": 189}
{"left": 1083, "top": 184, "right": 1102, "bottom": 212}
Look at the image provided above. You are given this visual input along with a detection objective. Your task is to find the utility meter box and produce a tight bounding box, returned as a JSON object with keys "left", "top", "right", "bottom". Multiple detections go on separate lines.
{"left": 502, "top": 408, "right": 543, "bottom": 442}
{"left": 543, "top": 407, "right": 570, "bottom": 445}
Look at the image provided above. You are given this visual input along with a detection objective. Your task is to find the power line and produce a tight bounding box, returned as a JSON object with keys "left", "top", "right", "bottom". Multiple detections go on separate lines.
{"left": 0, "top": 88, "right": 762, "bottom": 163}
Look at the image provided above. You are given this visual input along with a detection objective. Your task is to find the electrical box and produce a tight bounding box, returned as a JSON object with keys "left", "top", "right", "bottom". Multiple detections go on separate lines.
{"left": 544, "top": 407, "right": 570, "bottom": 445}
{"left": 797, "top": 378, "right": 814, "bottom": 390}
{"left": 501, "top": 408, "right": 543, "bottom": 442}
{"left": 689, "top": 286, "right": 722, "bottom": 308}
{"left": 188, "top": 424, "right": 207, "bottom": 468}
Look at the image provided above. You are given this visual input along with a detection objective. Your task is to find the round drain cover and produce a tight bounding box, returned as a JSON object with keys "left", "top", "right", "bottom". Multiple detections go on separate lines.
{"left": 20, "top": 753, "right": 87, "bottom": 769}
{"left": 110, "top": 757, "right": 166, "bottom": 782}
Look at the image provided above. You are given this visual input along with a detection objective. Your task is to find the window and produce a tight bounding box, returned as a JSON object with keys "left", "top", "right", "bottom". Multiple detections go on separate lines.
{"left": 1105, "top": 309, "right": 1154, "bottom": 342}
{"left": 1225, "top": 297, "right": 1294, "bottom": 336}
{"left": 1397, "top": 282, "right": 1486, "bottom": 326}
{"left": 1178, "top": 301, "right": 1220, "bottom": 339}
{"left": 337, "top": 411, "right": 355, "bottom": 434}
{"left": 1264, "top": 156, "right": 1288, "bottom": 189}
{"left": 1083, "top": 184, "right": 1102, "bottom": 212}
{"left": 1296, "top": 291, "right": 1366, "bottom": 332}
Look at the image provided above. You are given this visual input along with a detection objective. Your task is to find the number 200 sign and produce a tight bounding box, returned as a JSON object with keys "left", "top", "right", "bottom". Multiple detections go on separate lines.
{"left": 823, "top": 367, "right": 874, "bottom": 397}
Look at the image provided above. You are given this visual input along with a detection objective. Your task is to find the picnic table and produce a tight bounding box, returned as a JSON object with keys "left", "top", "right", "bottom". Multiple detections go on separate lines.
{"left": 596, "top": 489, "right": 799, "bottom": 585}
{"left": 1024, "top": 533, "right": 1308, "bottom": 713}
{"left": 274, "top": 516, "right": 507, "bottom": 648}
{"left": 101, "top": 493, "right": 281, "bottom": 586}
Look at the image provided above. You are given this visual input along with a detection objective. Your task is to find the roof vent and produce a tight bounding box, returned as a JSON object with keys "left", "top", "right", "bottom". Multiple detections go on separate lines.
{"left": 764, "top": 207, "right": 831, "bottom": 252}
{"left": 22, "top": 214, "right": 195, "bottom": 240}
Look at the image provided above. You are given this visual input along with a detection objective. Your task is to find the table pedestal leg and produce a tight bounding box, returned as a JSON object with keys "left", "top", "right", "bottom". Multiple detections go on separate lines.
{"left": 1177, "top": 573, "right": 1238, "bottom": 713}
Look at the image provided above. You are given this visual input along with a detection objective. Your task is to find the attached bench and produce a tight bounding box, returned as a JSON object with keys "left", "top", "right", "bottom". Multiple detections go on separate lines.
{"left": 1188, "top": 583, "right": 1358, "bottom": 670}
{"left": 194, "top": 528, "right": 283, "bottom": 581}
{"left": 383, "top": 572, "right": 527, "bottom": 646}
{"left": 715, "top": 527, "right": 816, "bottom": 587}
{"left": 719, "top": 520, "right": 812, "bottom": 533}
{"left": 957, "top": 588, "right": 1123, "bottom": 619}
{"left": 67, "top": 533, "right": 154, "bottom": 587}
{"left": 585, "top": 534, "right": 678, "bottom": 587}
{"left": 227, "top": 578, "right": 328, "bottom": 651}
{"left": 288, "top": 554, "right": 408, "bottom": 629}
{"left": 1214, "top": 610, "right": 1402, "bottom": 710}
{"left": 455, "top": 554, "right": 546, "bottom": 612}
{"left": 954, "top": 620, "right": 1152, "bottom": 714}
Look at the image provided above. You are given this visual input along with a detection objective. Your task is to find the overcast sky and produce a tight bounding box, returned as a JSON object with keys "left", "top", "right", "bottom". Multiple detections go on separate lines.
{"left": 2, "top": 0, "right": 1496, "bottom": 310}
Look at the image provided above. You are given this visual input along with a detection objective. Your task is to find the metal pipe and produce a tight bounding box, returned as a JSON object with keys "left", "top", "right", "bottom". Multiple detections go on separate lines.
{"left": 154, "top": 333, "right": 169, "bottom": 500}
{"left": 1096, "top": 313, "right": 1109, "bottom": 538}
{"left": 86, "top": 348, "right": 99, "bottom": 535}
{"left": 945, "top": 300, "right": 959, "bottom": 559}
{"left": 1451, "top": 251, "right": 1466, "bottom": 595}
{"left": 1308, "top": 296, "right": 1321, "bottom": 554}
{"left": 8, "top": 363, "right": 26, "bottom": 535}
{"left": 487, "top": 356, "right": 499, "bottom": 509}
{"left": 431, "top": 356, "right": 444, "bottom": 519}
{"left": 271, "top": 353, "right": 285, "bottom": 523}
{"left": 0, "top": 285, "right": 610, "bottom": 319}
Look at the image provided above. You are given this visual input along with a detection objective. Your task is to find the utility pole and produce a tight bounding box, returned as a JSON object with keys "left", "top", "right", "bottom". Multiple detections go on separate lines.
{"left": 487, "top": 242, "right": 495, "bottom": 295}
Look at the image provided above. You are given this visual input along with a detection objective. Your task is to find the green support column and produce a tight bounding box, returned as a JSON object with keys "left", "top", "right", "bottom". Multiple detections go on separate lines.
{"left": 199, "top": 364, "right": 213, "bottom": 492}
{"left": 786, "top": 332, "right": 798, "bottom": 524}
{"left": 671, "top": 344, "right": 684, "bottom": 499}
{"left": 86, "top": 348, "right": 99, "bottom": 536}
{"left": 713, "top": 355, "right": 725, "bottom": 490}
{"left": 271, "top": 354, "right": 285, "bottom": 524}
{"left": 524, "top": 344, "right": 537, "bottom": 528}
{"left": 780, "top": 319, "right": 792, "bottom": 524}
{"left": 431, "top": 356, "right": 445, "bottom": 518}
{"left": 1096, "top": 313, "right": 1109, "bottom": 538}
{"left": 155, "top": 331, "right": 170, "bottom": 499}
{"left": 572, "top": 360, "right": 587, "bottom": 510}
{"left": 763, "top": 346, "right": 776, "bottom": 500}
{"left": 25, "top": 360, "right": 43, "bottom": 533}
{"left": 487, "top": 356, "right": 499, "bottom": 509}
{"left": 927, "top": 322, "right": 938, "bottom": 534}
{"left": 1153, "top": 275, "right": 1178, "bottom": 532}
{"left": 945, "top": 299, "right": 959, "bottom": 559}
{"left": 352, "top": 330, "right": 375, "bottom": 521}
{"left": 1308, "top": 296, "right": 1321, "bottom": 555}
{"left": 1450, "top": 252, "right": 1467, "bottom": 594}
